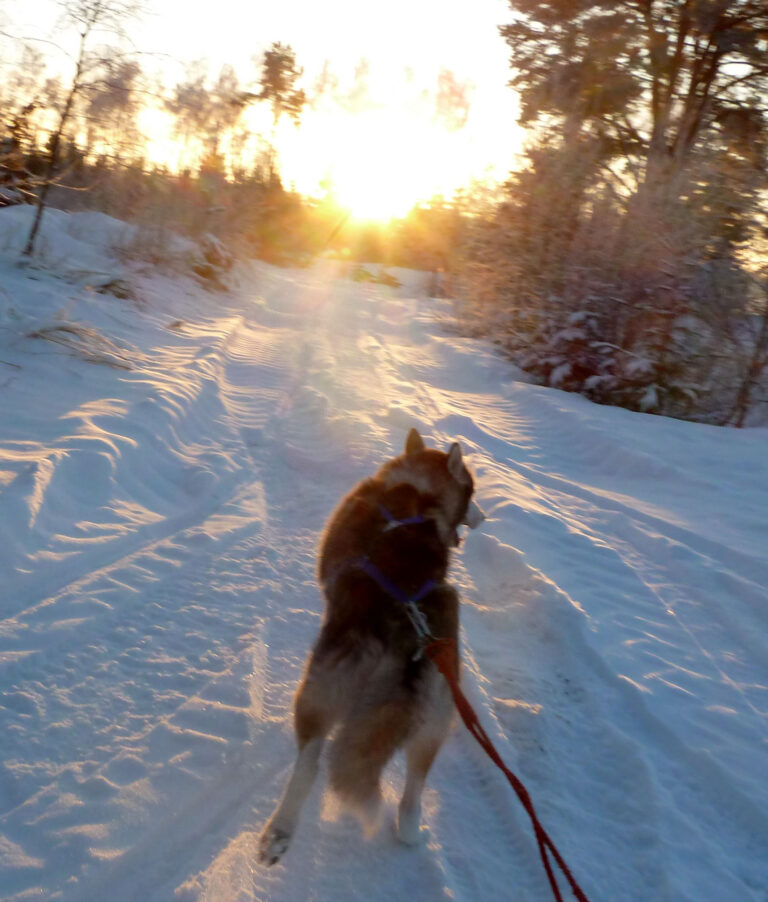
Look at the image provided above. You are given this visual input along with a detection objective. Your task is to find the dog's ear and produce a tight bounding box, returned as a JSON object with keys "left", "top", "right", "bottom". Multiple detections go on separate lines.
{"left": 447, "top": 442, "right": 464, "bottom": 480}
{"left": 405, "top": 428, "right": 425, "bottom": 455}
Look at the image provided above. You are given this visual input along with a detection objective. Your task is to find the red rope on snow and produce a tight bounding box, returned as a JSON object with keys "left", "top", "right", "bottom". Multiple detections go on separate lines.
{"left": 424, "top": 638, "right": 591, "bottom": 902}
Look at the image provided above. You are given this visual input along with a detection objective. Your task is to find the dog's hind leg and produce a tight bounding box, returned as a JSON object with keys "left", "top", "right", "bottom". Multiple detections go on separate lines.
{"left": 396, "top": 686, "right": 453, "bottom": 846}
{"left": 257, "top": 670, "right": 334, "bottom": 867}
{"left": 328, "top": 695, "right": 411, "bottom": 833}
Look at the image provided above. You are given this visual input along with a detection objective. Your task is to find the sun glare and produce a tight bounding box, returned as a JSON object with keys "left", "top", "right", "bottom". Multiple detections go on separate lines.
{"left": 138, "top": 107, "right": 182, "bottom": 170}
{"left": 332, "top": 169, "right": 417, "bottom": 222}
{"left": 322, "top": 114, "right": 438, "bottom": 220}
{"left": 280, "top": 104, "right": 476, "bottom": 222}
{"left": 133, "top": 59, "right": 520, "bottom": 222}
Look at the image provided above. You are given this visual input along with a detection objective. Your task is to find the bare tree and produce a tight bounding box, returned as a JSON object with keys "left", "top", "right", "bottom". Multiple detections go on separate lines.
{"left": 166, "top": 63, "right": 250, "bottom": 170}
{"left": 84, "top": 55, "right": 142, "bottom": 159}
{"left": 22, "top": 0, "right": 142, "bottom": 257}
{"left": 165, "top": 61, "right": 210, "bottom": 155}
{"left": 434, "top": 69, "right": 472, "bottom": 132}
{"left": 310, "top": 59, "right": 339, "bottom": 110}
{"left": 342, "top": 57, "right": 370, "bottom": 115}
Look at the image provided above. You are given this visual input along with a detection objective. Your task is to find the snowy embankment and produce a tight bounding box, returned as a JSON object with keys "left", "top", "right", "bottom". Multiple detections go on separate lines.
{"left": 0, "top": 207, "right": 766, "bottom": 902}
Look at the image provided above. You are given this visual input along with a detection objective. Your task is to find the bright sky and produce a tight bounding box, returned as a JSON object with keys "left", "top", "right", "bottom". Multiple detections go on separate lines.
{"left": 4, "top": 0, "right": 522, "bottom": 218}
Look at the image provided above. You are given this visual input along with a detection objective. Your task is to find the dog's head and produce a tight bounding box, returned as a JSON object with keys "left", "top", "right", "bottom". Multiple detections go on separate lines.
{"left": 380, "top": 428, "right": 485, "bottom": 546}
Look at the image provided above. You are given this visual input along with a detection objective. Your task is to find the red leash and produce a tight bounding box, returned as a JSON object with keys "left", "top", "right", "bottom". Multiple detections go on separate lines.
{"left": 425, "top": 638, "right": 591, "bottom": 902}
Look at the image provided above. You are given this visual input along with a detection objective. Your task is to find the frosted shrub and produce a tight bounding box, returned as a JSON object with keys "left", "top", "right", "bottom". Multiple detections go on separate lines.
{"left": 455, "top": 143, "right": 759, "bottom": 423}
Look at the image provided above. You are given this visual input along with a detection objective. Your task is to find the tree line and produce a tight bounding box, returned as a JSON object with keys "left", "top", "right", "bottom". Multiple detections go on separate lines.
{"left": 457, "top": 0, "right": 768, "bottom": 426}
{"left": 1, "top": 1, "right": 472, "bottom": 271}
{"left": 0, "top": 1, "right": 317, "bottom": 257}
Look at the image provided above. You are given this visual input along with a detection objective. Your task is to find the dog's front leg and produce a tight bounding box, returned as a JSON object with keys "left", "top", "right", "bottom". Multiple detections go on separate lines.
{"left": 258, "top": 735, "right": 325, "bottom": 866}
{"left": 258, "top": 665, "right": 334, "bottom": 866}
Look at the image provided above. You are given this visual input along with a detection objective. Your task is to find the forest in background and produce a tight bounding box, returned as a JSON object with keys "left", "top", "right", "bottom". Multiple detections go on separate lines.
{"left": 2, "top": 0, "right": 767, "bottom": 426}
{"left": 1, "top": 2, "right": 471, "bottom": 270}
{"left": 459, "top": 0, "right": 768, "bottom": 427}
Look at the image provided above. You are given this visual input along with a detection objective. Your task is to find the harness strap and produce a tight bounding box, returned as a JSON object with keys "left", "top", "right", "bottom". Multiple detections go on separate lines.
{"left": 378, "top": 504, "right": 428, "bottom": 532}
{"left": 356, "top": 557, "right": 435, "bottom": 608}
{"left": 356, "top": 557, "right": 436, "bottom": 648}
{"left": 321, "top": 504, "right": 430, "bottom": 591}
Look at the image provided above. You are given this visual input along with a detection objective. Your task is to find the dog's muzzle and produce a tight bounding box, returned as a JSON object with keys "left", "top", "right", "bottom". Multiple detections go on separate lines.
{"left": 462, "top": 500, "right": 485, "bottom": 530}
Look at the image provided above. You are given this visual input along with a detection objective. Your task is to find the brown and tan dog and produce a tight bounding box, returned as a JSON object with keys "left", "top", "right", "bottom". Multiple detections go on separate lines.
{"left": 258, "top": 428, "right": 484, "bottom": 865}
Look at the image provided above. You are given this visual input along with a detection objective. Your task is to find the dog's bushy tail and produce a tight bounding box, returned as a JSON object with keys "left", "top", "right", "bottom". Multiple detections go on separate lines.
{"left": 328, "top": 693, "right": 413, "bottom": 829}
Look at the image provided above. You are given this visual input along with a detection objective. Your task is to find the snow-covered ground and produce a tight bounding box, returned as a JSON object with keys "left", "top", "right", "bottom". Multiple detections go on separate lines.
{"left": 1, "top": 207, "right": 766, "bottom": 902}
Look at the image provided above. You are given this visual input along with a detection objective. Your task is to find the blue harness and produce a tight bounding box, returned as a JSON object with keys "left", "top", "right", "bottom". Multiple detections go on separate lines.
{"left": 378, "top": 504, "right": 428, "bottom": 532}
{"left": 356, "top": 556, "right": 436, "bottom": 648}
{"left": 326, "top": 505, "right": 438, "bottom": 654}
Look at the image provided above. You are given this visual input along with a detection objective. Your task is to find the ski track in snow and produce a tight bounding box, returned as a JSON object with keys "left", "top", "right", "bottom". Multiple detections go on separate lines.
{"left": 1, "top": 217, "right": 767, "bottom": 901}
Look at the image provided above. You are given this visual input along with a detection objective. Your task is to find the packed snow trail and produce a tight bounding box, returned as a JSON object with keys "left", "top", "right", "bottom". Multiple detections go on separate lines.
{"left": 0, "top": 211, "right": 766, "bottom": 901}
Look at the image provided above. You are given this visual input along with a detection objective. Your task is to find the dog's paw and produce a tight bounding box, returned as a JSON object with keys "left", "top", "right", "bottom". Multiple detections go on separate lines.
{"left": 396, "top": 810, "right": 427, "bottom": 847}
{"left": 257, "top": 824, "right": 292, "bottom": 867}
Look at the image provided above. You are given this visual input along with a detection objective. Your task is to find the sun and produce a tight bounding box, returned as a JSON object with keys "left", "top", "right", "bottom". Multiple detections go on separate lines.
{"left": 311, "top": 109, "right": 432, "bottom": 220}
{"left": 279, "top": 104, "right": 472, "bottom": 222}
{"left": 331, "top": 168, "right": 419, "bottom": 222}
{"left": 138, "top": 107, "right": 182, "bottom": 170}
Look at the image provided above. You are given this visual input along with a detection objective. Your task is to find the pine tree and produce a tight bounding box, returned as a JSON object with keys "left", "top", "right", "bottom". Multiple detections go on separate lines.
{"left": 255, "top": 42, "right": 306, "bottom": 184}
{"left": 500, "top": 0, "right": 768, "bottom": 188}
{"left": 256, "top": 43, "right": 306, "bottom": 127}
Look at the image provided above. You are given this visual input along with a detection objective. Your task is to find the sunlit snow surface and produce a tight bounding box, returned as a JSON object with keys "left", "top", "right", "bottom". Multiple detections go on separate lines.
{"left": 0, "top": 208, "right": 766, "bottom": 901}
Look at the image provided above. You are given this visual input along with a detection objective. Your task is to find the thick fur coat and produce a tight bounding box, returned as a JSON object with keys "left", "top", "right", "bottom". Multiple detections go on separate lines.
{"left": 258, "top": 429, "right": 483, "bottom": 865}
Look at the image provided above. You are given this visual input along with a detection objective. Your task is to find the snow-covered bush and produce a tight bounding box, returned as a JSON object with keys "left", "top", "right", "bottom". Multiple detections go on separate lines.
{"left": 191, "top": 233, "right": 235, "bottom": 289}
{"left": 111, "top": 223, "right": 195, "bottom": 269}
{"left": 455, "top": 142, "right": 765, "bottom": 424}
{"left": 350, "top": 264, "right": 401, "bottom": 288}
